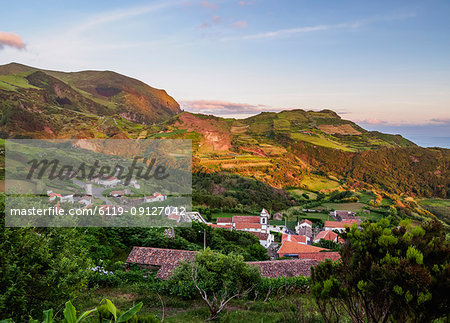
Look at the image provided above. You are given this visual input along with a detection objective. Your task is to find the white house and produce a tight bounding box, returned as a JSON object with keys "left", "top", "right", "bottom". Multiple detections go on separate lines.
{"left": 78, "top": 196, "right": 92, "bottom": 206}
{"left": 252, "top": 232, "right": 275, "bottom": 248}
{"left": 60, "top": 194, "right": 74, "bottom": 203}
{"left": 144, "top": 192, "right": 167, "bottom": 203}
{"left": 97, "top": 176, "right": 121, "bottom": 187}
{"left": 85, "top": 183, "right": 93, "bottom": 196}
{"left": 324, "top": 220, "right": 358, "bottom": 232}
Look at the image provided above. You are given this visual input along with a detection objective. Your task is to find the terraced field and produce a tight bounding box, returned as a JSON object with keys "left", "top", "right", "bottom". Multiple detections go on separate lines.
{"left": 290, "top": 133, "right": 354, "bottom": 151}
{"left": 300, "top": 174, "right": 341, "bottom": 191}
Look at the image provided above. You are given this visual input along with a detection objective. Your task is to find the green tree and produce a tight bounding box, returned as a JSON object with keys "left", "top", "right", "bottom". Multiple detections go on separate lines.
{"left": 0, "top": 206, "right": 91, "bottom": 321}
{"left": 170, "top": 249, "right": 261, "bottom": 320}
{"left": 311, "top": 219, "right": 450, "bottom": 322}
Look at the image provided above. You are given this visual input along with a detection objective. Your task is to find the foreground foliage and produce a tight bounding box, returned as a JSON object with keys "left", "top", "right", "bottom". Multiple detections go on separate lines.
{"left": 1, "top": 298, "right": 149, "bottom": 323}
{"left": 170, "top": 249, "right": 261, "bottom": 320}
{"left": 311, "top": 219, "right": 450, "bottom": 322}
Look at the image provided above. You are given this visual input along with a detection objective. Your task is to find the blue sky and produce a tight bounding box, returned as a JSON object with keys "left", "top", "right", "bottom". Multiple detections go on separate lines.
{"left": 1, "top": 0, "right": 449, "bottom": 147}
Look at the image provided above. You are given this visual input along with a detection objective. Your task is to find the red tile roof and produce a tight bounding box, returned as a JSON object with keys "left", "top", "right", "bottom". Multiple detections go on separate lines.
{"left": 299, "top": 219, "right": 313, "bottom": 226}
{"left": 168, "top": 214, "right": 180, "bottom": 221}
{"left": 249, "top": 259, "right": 318, "bottom": 278}
{"left": 235, "top": 222, "right": 262, "bottom": 230}
{"left": 324, "top": 220, "right": 357, "bottom": 229}
{"left": 248, "top": 231, "right": 270, "bottom": 240}
{"left": 278, "top": 241, "right": 326, "bottom": 256}
{"left": 296, "top": 252, "right": 341, "bottom": 262}
{"left": 232, "top": 216, "right": 260, "bottom": 223}
{"left": 216, "top": 217, "right": 232, "bottom": 224}
{"left": 314, "top": 230, "right": 338, "bottom": 242}
{"left": 126, "top": 247, "right": 197, "bottom": 279}
{"left": 282, "top": 234, "right": 307, "bottom": 244}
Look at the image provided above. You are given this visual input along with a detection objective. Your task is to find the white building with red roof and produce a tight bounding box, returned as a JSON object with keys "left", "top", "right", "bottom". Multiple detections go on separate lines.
{"left": 213, "top": 209, "right": 273, "bottom": 247}
{"left": 313, "top": 230, "right": 341, "bottom": 243}
{"left": 144, "top": 192, "right": 167, "bottom": 203}
{"left": 281, "top": 234, "right": 309, "bottom": 245}
{"left": 324, "top": 220, "right": 358, "bottom": 232}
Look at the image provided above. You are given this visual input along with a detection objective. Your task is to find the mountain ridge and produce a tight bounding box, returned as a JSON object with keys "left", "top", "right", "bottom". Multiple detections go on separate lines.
{"left": 0, "top": 62, "right": 448, "bottom": 198}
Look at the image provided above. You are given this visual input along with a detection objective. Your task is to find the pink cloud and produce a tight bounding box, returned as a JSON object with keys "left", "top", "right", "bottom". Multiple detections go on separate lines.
{"left": 201, "top": 1, "right": 218, "bottom": 9}
{"left": 231, "top": 20, "right": 248, "bottom": 28}
{"left": 0, "top": 31, "right": 26, "bottom": 50}
{"left": 181, "top": 99, "right": 283, "bottom": 116}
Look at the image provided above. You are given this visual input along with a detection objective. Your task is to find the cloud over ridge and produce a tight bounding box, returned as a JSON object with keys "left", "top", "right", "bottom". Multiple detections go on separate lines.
{"left": 0, "top": 31, "right": 26, "bottom": 50}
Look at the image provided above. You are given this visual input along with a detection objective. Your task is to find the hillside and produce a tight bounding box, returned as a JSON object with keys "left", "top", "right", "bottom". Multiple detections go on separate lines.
{"left": 0, "top": 63, "right": 448, "bottom": 199}
{"left": 0, "top": 62, "right": 180, "bottom": 138}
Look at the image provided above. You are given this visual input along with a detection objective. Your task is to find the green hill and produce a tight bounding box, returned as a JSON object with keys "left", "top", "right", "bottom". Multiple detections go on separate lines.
{"left": 0, "top": 62, "right": 448, "bottom": 199}
{"left": 0, "top": 62, "right": 180, "bottom": 138}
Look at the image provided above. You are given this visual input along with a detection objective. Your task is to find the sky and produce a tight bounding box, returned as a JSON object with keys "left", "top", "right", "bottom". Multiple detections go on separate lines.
{"left": 0, "top": 0, "right": 449, "bottom": 147}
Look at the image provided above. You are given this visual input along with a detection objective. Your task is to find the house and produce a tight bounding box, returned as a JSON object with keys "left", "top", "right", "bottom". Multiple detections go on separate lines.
{"left": 295, "top": 252, "right": 341, "bottom": 262}
{"left": 248, "top": 231, "right": 275, "bottom": 248}
{"left": 272, "top": 212, "right": 283, "bottom": 221}
{"left": 295, "top": 219, "right": 313, "bottom": 237}
{"left": 168, "top": 213, "right": 180, "bottom": 222}
{"left": 232, "top": 215, "right": 260, "bottom": 223}
{"left": 109, "top": 189, "right": 130, "bottom": 197}
{"left": 60, "top": 194, "right": 74, "bottom": 203}
{"left": 129, "top": 180, "right": 140, "bottom": 189}
{"left": 313, "top": 230, "right": 339, "bottom": 244}
{"left": 126, "top": 247, "right": 197, "bottom": 279}
{"left": 97, "top": 176, "right": 121, "bottom": 187}
{"left": 296, "top": 219, "right": 312, "bottom": 229}
{"left": 277, "top": 240, "right": 326, "bottom": 258}
{"left": 330, "top": 210, "right": 356, "bottom": 218}
{"left": 330, "top": 210, "right": 360, "bottom": 221}
{"left": 296, "top": 226, "right": 313, "bottom": 238}
{"left": 281, "top": 234, "right": 309, "bottom": 245}
{"left": 48, "top": 191, "right": 62, "bottom": 202}
{"left": 216, "top": 217, "right": 233, "bottom": 225}
{"left": 235, "top": 222, "right": 262, "bottom": 231}
{"left": 144, "top": 192, "right": 167, "bottom": 203}
{"left": 78, "top": 196, "right": 92, "bottom": 206}
{"left": 216, "top": 209, "right": 270, "bottom": 234}
{"left": 324, "top": 220, "right": 358, "bottom": 232}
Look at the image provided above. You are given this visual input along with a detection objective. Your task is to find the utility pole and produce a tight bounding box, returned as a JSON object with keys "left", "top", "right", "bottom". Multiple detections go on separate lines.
{"left": 203, "top": 228, "right": 206, "bottom": 251}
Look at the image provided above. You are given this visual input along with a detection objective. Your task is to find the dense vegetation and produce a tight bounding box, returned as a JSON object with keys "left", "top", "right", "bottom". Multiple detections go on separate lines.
{"left": 192, "top": 172, "right": 295, "bottom": 212}
{"left": 311, "top": 219, "right": 450, "bottom": 322}
{"left": 293, "top": 143, "right": 450, "bottom": 198}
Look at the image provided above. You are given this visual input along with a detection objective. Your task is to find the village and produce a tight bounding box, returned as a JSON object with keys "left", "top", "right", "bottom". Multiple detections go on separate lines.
{"left": 124, "top": 207, "right": 362, "bottom": 279}
{"left": 46, "top": 170, "right": 174, "bottom": 217}
{"left": 46, "top": 172, "right": 362, "bottom": 279}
